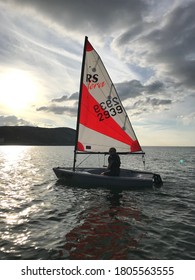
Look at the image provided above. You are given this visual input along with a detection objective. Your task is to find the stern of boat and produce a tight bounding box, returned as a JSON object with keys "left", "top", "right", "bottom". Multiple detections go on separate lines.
{"left": 153, "top": 173, "right": 163, "bottom": 188}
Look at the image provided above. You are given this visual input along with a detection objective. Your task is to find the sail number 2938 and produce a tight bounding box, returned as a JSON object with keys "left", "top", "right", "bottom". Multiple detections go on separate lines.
{"left": 93, "top": 97, "right": 123, "bottom": 121}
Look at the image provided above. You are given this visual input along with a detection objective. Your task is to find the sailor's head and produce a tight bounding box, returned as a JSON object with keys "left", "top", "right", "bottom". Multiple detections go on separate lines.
{"left": 109, "top": 147, "right": 116, "bottom": 154}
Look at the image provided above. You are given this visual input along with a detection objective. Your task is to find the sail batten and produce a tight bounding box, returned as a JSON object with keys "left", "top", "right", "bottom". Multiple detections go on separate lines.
{"left": 76, "top": 37, "right": 142, "bottom": 154}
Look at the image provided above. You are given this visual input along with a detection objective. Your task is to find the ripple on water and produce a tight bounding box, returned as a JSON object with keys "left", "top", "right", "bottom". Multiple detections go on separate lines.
{"left": 0, "top": 146, "right": 195, "bottom": 260}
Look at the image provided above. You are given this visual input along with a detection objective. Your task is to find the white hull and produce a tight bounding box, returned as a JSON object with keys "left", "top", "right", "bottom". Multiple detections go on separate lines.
{"left": 53, "top": 167, "right": 163, "bottom": 189}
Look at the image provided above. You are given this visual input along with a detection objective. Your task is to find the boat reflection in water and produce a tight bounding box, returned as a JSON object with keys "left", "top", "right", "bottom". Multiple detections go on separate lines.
{"left": 59, "top": 192, "right": 146, "bottom": 260}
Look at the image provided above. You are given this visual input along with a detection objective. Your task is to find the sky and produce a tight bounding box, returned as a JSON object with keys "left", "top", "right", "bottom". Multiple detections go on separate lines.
{"left": 0, "top": 0, "right": 195, "bottom": 146}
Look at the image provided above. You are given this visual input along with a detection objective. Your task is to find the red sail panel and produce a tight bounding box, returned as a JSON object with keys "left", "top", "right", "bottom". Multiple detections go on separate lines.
{"left": 86, "top": 41, "right": 93, "bottom": 52}
{"left": 79, "top": 84, "right": 141, "bottom": 152}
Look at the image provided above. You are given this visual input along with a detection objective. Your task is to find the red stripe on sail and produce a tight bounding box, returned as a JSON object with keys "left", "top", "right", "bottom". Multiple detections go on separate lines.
{"left": 79, "top": 84, "right": 141, "bottom": 152}
{"left": 77, "top": 141, "right": 85, "bottom": 151}
{"left": 86, "top": 41, "right": 93, "bottom": 52}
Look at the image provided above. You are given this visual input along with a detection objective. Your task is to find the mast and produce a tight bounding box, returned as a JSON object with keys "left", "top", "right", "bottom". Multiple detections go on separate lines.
{"left": 73, "top": 36, "right": 88, "bottom": 171}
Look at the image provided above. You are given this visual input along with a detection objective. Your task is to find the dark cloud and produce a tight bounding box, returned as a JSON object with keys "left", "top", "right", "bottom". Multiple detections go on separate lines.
{"left": 1, "top": 0, "right": 194, "bottom": 137}
{"left": 117, "top": 79, "right": 172, "bottom": 115}
{"left": 38, "top": 79, "right": 167, "bottom": 116}
{"left": 149, "top": 98, "right": 172, "bottom": 107}
{"left": 0, "top": 115, "right": 34, "bottom": 126}
{"left": 68, "top": 92, "right": 79, "bottom": 100}
{"left": 37, "top": 92, "right": 79, "bottom": 116}
{"left": 10, "top": 0, "right": 146, "bottom": 34}
{"left": 145, "top": 81, "right": 164, "bottom": 93}
{"left": 150, "top": 2, "right": 195, "bottom": 87}
{"left": 116, "top": 79, "right": 165, "bottom": 100}
{"left": 117, "top": 22, "right": 148, "bottom": 45}
{"left": 51, "top": 92, "right": 78, "bottom": 103}
{"left": 111, "top": 1, "right": 195, "bottom": 93}
{"left": 51, "top": 95, "right": 68, "bottom": 103}
{"left": 36, "top": 105, "right": 77, "bottom": 116}
{"left": 116, "top": 80, "right": 144, "bottom": 100}
{"left": 143, "top": 2, "right": 195, "bottom": 89}
{"left": 3, "top": 0, "right": 195, "bottom": 93}
{"left": 133, "top": 97, "right": 172, "bottom": 109}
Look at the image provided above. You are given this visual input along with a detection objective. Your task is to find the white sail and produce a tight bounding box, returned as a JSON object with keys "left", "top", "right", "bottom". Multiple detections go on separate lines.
{"left": 77, "top": 38, "right": 142, "bottom": 153}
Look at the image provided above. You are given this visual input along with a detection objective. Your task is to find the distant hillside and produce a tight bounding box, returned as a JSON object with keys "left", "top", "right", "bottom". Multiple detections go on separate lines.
{"left": 0, "top": 126, "right": 76, "bottom": 145}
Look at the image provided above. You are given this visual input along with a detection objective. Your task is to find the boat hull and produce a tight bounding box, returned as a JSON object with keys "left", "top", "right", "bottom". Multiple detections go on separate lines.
{"left": 53, "top": 167, "right": 163, "bottom": 190}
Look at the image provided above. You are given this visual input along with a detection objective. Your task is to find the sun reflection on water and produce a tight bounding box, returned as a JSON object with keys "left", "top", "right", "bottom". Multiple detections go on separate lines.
{"left": 0, "top": 146, "right": 30, "bottom": 166}
{"left": 0, "top": 146, "right": 37, "bottom": 249}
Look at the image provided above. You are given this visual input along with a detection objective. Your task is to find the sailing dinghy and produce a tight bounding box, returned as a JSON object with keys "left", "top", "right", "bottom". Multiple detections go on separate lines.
{"left": 53, "top": 37, "right": 163, "bottom": 189}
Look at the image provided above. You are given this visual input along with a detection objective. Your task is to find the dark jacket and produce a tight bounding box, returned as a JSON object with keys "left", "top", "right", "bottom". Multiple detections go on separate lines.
{"left": 107, "top": 153, "right": 121, "bottom": 176}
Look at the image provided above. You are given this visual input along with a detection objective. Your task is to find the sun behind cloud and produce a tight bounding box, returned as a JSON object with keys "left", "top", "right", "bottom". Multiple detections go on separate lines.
{"left": 0, "top": 69, "right": 37, "bottom": 112}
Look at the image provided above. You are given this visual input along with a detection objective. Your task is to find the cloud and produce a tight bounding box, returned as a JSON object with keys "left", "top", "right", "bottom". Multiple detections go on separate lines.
{"left": 0, "top": 0, "right": 195, "bottom": 146}
{"left": 37, "top": 79, "right": 170, "bottom": 119}
{"left": 68, "top": 92, "right": 79, "bottom": 100}
{"left": 148, "top": 2, "right": 195, "bottom": 89}
{"left": 51, "top": 95, "right": 68, "bottom": 103}
{"left": 2, "top": 0, "right": 195, "bottom": 93}
{"left": 116, "top": 1, "right": 195, "bottom": 92}
{"left": 116, "top": 80, "right": 143, "bottom": 100}
{"left": 8, "top": 0, "right": 146, "bottom": 34}
{"left": 0, "top": 2, "right": 82, "bottom": 100}
{"left": 177, "top": 112, "right": 195, "bottom": 126}
{"left": 145, "top": 81, "right": 164, "bottom": 94}
{"left": 37, "top": 92, "right": 79, "bottom": 115}
{"left": 130, "top": 97, "right": 172, "bottom": 115}
{"left": 0, "top": 115, "right": 34, "bottom": 126}
{"left": 139, "top": 97, "right": 172, "bottom": 107}
{"left": 36, "top": 105, "right": 77, "bottom": 116}
{"left": 51, "top": 92, "right": 78, "bottom": 103}
{"left": 116, "top": 79, "right": 166, "bottom": 101}
{"left": 2, "top": 0, "right": 194, "bottom": 97}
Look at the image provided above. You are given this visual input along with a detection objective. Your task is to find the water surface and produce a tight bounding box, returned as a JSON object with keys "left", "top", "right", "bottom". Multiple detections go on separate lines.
{"left": 0, "top": 146, "right": 195, "bottom": 259}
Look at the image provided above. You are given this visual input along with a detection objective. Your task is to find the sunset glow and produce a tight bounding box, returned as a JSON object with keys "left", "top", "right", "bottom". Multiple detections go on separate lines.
{"left": 0, "top": 69, "right": 37, "bottom": 111}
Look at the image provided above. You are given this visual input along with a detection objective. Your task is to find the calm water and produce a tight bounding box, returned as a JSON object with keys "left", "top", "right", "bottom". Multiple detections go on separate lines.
{"left": 0, "top": 146, "right": 195, "bottom": 260}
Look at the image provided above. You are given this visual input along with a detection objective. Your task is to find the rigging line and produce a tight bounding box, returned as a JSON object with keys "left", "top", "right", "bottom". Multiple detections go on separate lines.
{"left": 76, "top": 154, "right": 92, "bottom": 168}
{"left": 108, "top": 83, "right": 113, "bottom": 98}
{"left": 103, "top": 154, "right": 106, "bottom": 167}
{"left": 88, "top": 45, "right": 114, "bottom": 92}
{"left": 98, "top": 153, "right": 101, "bottom": 167}
{"left": 90, "top": 50, "right": 124, "bottom": 105}
{"left": 91, "top": 50, "right": 113, "bottom": 87}
{"left": 92, "top": 56, "right": 100, "bottom": 70}
{"left": 86, "top": 57, "right": 119, "bottom": 105}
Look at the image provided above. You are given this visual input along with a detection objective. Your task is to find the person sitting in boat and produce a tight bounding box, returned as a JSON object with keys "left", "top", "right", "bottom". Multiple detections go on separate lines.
{"left": 102, "top": 147, "right": 121, "bottom": 176}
